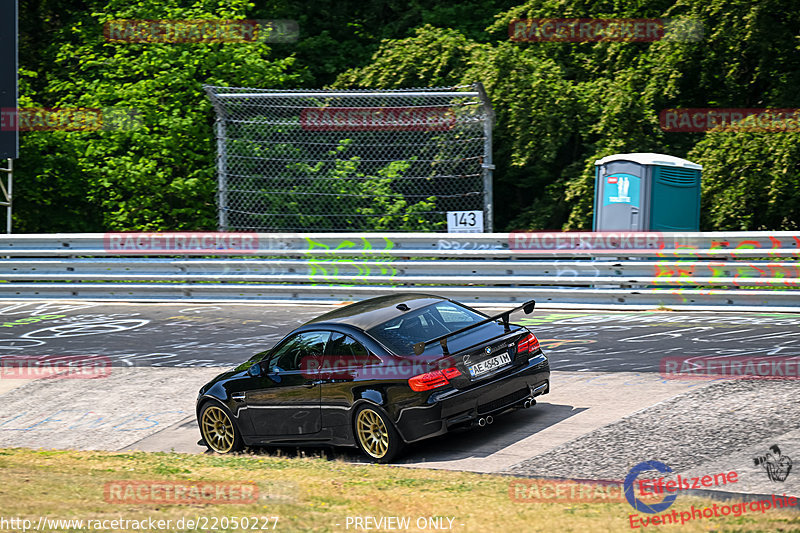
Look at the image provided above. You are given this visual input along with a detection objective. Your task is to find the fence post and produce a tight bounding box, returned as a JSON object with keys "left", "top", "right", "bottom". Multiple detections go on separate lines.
{"left": 475, "top": 82, "right": 495, "bottom": 233}
{"left": 216, "top": 118, "right": 228, "bottom": 232}
{"left": 205, "top": 87, "right": 228, "bottom": 232}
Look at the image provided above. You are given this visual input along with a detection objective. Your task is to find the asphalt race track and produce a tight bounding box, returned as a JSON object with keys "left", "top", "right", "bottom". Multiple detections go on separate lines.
{"left": 1, "top": 300, "right": 798, "bottom": 498}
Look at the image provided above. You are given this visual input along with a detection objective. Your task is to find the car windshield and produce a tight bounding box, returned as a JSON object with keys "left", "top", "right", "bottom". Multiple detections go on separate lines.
{"left": 366, "top": 301, "right": 487, "bottom": 355}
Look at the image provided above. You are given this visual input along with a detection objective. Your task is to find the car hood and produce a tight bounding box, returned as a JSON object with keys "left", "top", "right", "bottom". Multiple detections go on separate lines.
{"left": 200, "top": 360, "right": 256, "bottom": 392}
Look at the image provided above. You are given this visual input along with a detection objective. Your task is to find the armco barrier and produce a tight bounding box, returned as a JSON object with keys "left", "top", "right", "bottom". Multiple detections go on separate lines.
{"left": 0, "top": 232, "right": 798, "bottom": 308}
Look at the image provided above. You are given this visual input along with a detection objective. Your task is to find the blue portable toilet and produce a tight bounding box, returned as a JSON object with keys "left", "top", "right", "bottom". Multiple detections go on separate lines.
{"left": 593, "top": 153, "right": 702, "bottom": 231}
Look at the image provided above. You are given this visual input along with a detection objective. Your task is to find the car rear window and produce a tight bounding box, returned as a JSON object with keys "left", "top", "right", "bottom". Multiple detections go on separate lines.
{"left": 366, "top": 301, "right": 486, "bottom": 355}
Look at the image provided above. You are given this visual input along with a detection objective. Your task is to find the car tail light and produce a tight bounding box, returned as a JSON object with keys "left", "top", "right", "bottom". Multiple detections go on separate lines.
{"left": 408, "top": 366, "right": 461, "bottom": 391}
{"left": 442, "top": 367, "right": 462, "bottom": 380}
{"left": 517, "top": 333, "right": 540, "bottom": 354}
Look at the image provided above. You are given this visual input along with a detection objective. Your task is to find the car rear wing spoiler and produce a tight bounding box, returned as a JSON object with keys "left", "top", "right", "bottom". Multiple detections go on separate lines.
{"left": 412, "top": 300, "right": 536, "bottom": 356}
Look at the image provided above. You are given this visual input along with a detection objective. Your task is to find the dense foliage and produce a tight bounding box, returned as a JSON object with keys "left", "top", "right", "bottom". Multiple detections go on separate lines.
{"left": 13, "top": 0, "right": 800, "bottom": 231}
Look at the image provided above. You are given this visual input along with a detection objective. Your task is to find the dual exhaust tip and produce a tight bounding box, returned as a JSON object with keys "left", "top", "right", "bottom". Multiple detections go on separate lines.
{"left": 475, "top": 396, "right": 535, "bottom": 427}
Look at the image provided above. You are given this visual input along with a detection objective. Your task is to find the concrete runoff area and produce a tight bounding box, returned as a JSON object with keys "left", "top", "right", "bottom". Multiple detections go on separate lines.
{"left": 394, "top": 371, "right": 711, "bottom": 472}
{"left": 0, "top": 367, "right": 221, "bottom": 451}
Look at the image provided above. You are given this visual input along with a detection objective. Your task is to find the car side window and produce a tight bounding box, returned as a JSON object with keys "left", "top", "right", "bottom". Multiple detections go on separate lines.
{"left": 330, "top": 333, "right": 365, "bottom": 356}
{"left": 268, "top": 331, "right": 330, "bottom": 372}
{"left": 329, "top": 334, "right": 379, "bottom": 366}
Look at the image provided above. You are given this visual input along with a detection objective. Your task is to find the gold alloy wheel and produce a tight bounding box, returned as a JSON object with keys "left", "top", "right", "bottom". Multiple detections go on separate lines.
{"left": 201, "top": 405, "right": 235, "bottom": 453}
{"left": 355, "top": 408, "right": 389, "bottom": 458}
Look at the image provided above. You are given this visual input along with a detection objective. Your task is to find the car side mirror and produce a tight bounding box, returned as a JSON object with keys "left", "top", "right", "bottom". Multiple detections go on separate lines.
{"left": 247, "top": 362, "right": 262, "bottom": 377}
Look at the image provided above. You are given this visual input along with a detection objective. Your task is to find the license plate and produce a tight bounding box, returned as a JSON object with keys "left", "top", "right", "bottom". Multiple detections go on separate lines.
{"left": 467, "top": 352, "right": 511, "bottom": 378}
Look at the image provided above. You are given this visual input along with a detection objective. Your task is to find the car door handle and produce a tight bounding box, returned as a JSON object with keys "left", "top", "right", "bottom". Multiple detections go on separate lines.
{"left": 231, "top": 393, "right": 245, "bottom": 401}
{"left": 304, "top": 380, "right": 324, "bottom": 388}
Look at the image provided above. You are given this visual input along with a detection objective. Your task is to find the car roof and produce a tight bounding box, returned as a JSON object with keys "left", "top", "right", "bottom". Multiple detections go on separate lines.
{"left": 303, "top": 293, "right": 448, "bottom": 331}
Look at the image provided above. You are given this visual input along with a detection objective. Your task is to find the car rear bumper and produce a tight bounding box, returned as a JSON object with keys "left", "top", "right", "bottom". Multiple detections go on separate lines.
{"left": 394, "top": 353, "right": 550, "bottom": 443}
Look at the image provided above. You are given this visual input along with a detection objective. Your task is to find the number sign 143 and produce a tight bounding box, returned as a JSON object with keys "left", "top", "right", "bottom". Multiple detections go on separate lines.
{"left": 447, "top": 210, "right": 484, "bottom": 233}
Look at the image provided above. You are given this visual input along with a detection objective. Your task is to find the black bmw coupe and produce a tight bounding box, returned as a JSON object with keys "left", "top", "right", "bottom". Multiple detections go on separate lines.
{"left": 196, "top": 293, "right": 550, "bottom": 462}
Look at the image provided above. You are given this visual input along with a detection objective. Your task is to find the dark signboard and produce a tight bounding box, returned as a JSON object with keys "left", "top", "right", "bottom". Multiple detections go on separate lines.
{"left": 0, "top": 0, "right": 18, "bottom": 158}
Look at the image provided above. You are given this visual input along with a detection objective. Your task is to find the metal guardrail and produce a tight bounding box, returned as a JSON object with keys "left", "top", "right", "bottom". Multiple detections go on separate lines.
{"left": 0, "top": 232, "right": 798, "bottom": 308}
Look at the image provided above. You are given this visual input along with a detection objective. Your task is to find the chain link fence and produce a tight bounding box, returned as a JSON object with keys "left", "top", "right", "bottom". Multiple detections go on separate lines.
{"left": 205, "top": 84, "right": 494, "bottom": 232}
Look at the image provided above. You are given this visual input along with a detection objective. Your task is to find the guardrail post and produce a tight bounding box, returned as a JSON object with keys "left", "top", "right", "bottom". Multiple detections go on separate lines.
{"left": 0, "top": 158, "right": 12, "bottom": 233}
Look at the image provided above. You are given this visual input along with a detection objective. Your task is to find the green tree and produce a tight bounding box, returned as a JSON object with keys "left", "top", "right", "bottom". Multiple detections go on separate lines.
{"left": 692, "top": 131, "right": 800, "bottom": 230}
{"left": 336, "top": 0, "right": 800, "bottom": 231}
{"left": 16, "top": 0, "right": 800, "bottom": 232}
{"left": 16, "top": 0, "right": 297, "bottom": 231}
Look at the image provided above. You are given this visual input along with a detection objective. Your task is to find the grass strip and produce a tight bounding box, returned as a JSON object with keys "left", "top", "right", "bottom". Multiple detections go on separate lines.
{"left": 0, "top": 447, "right": 798, "bottom": 532}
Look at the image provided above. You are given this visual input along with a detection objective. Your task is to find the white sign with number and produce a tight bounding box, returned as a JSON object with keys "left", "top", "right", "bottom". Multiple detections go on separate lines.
{"left": 447, "top": 210, "right": 484, "bottom": 233}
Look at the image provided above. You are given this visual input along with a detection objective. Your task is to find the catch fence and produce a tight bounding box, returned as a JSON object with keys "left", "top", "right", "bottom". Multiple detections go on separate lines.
{"left": 205, "top": 84, "right": 494, "bottom": 233}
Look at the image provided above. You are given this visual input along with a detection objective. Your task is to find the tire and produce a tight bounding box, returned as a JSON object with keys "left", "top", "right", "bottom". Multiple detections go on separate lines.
{"left": 199, "top": 402, "right": 244, "bottom": 454}
{"left": 353, "top": 404, "right": 404, "bottom": 463}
